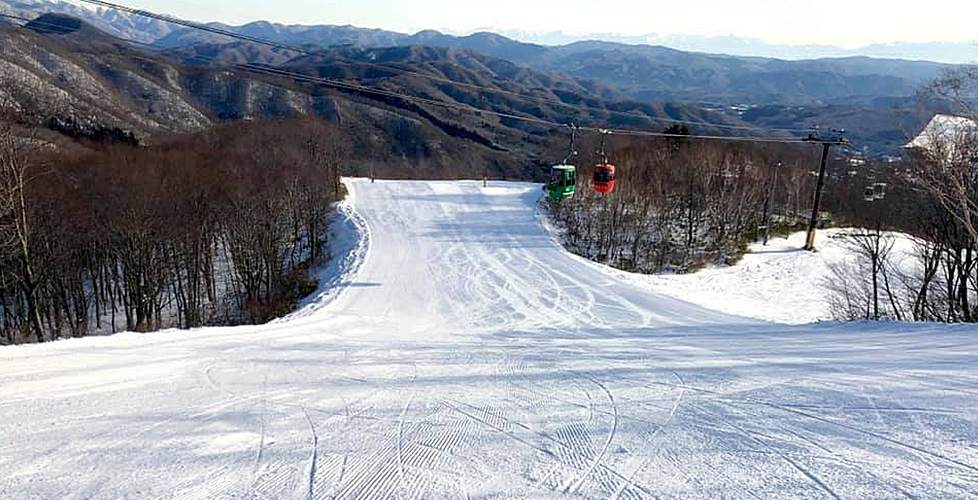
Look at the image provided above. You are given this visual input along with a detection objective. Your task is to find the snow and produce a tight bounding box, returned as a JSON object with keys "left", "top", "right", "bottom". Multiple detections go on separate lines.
{"left": 614, "top": 228, "right": 918, "bottom": 324}
{"left": 908, "top": 113, "right": 977, "bottom": 150}
{"left": 1, "top": 179, "right": 977, "bottom": 500}
{"left": 281, "top": 196, "right": 371, "bottom": 322}
{"left": 12, "top": 0, "right": 97, "bottom": 13}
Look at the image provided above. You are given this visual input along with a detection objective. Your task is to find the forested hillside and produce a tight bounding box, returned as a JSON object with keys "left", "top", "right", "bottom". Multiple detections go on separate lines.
{"left": 3, "top": 0, "right": 965, "bottom": 154}
{"left": 0, "top": 115, "right": 345, "bottom": 344}
{"left": 1, "top": 13, "right": 772, "bottom": 178}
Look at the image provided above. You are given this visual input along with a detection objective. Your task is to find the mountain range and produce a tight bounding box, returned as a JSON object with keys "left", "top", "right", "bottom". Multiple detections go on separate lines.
{"left": 5, "top": 12, "right": 778, "bottom": 180}
{"left": 475, "top": 29, "right": 977, "bottom": 65}
{"left": 4, "top": 2, "right": 953, "bottom": 105}
{"left": 5, "top": 0, "right": 974, "bottom": 63}
{"left": 0, "top": 0, "right": 966, "bottom": 156}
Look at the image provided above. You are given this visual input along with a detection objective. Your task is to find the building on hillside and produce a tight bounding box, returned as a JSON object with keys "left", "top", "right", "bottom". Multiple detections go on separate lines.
{"left": 907, "top": 114, "right": 978, "bottom": 152}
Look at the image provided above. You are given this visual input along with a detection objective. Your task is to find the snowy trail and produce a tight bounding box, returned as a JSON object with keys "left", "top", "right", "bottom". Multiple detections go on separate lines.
{"left": 2, "top": 179, "right": 977, "bottom": 500}
{"left": 300, "top": 180, "right": 745, "bottom": 334}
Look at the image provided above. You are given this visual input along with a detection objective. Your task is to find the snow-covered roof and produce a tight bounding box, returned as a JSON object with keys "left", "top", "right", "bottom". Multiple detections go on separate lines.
{"left": 907, "top": 113, "right": 978, "bottom": 150}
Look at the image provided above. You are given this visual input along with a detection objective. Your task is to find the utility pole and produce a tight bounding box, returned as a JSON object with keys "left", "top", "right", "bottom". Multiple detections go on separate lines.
{"left": 763, "top": 161, "right": 780, "bottom": 245}
{"left": 804, "top": 130, "right": 849, "bottom": 251}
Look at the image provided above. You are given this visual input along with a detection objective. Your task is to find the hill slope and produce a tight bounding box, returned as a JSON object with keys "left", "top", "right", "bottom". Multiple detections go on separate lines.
{"left": 0, "top": 13, "right": 210, "bottom": 138}
{"left": 2, "top": 179, "right": 976, "bottom": 500}
{"left": 2, "top": 0, "right": 954, "bottom": 105}
{"left": 3, "top": 1, "right": 960, "bottom": 153}
{"left": 2, "top": 15, "right": 770, "bottom": 174}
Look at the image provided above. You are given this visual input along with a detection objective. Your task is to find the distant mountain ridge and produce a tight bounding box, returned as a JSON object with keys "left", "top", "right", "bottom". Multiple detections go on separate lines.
{"left": 3, "top": 13, "right": 770, "bottom": 175}
{"left": 150, "top": 21, "right": 952, "bottom": 116}
{"left": 0, "top": 0, "right": 961, "bottom": 154}
{"left": 5, "top": 1, "right": 972, "bottom": 64}
{"left": 89, "top": 16, "right": 959, "bottom": 106}
{"left": 478, "top": 29, "right": 977, "bottom": 65}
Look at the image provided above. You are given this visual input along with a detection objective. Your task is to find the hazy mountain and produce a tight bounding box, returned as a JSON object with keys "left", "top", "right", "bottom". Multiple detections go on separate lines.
{"left": 10, "top": 1, "right": 971, "bottom": 64}
{"left": 483, "top": 29, "right": 977, "bottom": 65}
{"left": 853, "top": 41, "right": 976, "bottom": 65}
{"left": 2, "top": 1, "right": 957, "bottom": 106}
{"left": 510, "top": 41, "right": 951, "bottom": 105}
{"left": 147, "top": 23, "right": 954, "bottom": 106}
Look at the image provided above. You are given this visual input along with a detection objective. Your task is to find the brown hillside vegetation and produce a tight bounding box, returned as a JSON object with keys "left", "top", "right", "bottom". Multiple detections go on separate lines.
{"left": 0, "top": 115, "right": 344, "bottom": 344}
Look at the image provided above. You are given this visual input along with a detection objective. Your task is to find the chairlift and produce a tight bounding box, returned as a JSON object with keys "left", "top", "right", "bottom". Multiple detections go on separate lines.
{"left": 863, "top": 185, "right": 876, "bottom": 202}
{"left": 545, "top": 125, "right": 578, "bottom": 201}
{"left": 593, "top": 164, "right": 616, "bottom": 194}
{"left": 546, "top": 165, "right": 577, "bottom": 200}
{"left": 592, "top": 130, "right": 616, "bottom": 195}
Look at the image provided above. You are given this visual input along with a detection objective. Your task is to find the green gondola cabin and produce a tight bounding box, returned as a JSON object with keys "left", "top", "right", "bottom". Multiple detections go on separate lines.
{"left": 545, "top": 165, "right": 576, "bottom": 200}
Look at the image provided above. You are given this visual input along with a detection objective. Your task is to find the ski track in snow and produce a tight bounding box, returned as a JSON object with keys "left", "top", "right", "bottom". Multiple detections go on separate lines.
{"left": 2, "top": 179, "right": 977, "bottom": 500}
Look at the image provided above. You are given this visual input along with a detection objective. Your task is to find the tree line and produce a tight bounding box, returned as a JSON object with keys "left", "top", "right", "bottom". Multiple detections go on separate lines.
{"left": 544, "top": 78, "right": 977, "bottom": 324}
{"left": 546, "top": 133, "right": 818, "bottom": 273}
{"left": 825, "top": 119, "right": 977, "bottom": 321}
{"left": 545, "top": 127, "right": 976, "bottom": 324}
{"left": 0, "top": 114, "right": 346, "bottom": 344}
{"left": 819, "top": 69, "right": 977, "bottom": 324}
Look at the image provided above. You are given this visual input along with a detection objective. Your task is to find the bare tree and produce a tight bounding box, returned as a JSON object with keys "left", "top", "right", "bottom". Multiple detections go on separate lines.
{"left": 0, "top": 104, "right": 45, "bottom": 342}
{"left": 546, "top": 136, "right": 788, "bottom": 274}
{"left": 917, "top": 68, "right": 978, "bottom": 247}
{"left": 0, "top": 115, "right": 349, "bottom": 344}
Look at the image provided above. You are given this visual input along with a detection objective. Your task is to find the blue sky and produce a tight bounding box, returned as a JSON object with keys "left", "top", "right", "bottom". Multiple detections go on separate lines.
{"left": 113, "top": 0, "right": 976, "bottom": 47}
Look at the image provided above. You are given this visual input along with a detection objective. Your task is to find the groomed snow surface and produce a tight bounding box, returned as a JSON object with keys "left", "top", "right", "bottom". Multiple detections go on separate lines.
{"left": 2, "top": 179, "right": 977, "bottom": 500}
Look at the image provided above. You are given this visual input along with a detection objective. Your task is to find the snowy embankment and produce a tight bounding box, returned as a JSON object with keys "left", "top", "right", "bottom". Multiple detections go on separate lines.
{"left": 2, "top": 180, "right": 976, "bottom": 500}
{"left": 540, "top": 206, "right": 925, "bottom": 325}
{"left": 616, "top": 229, "right": 918, "bottom": 324}
{"left": 279, "top": 197, "right": 371, "bottom": 321}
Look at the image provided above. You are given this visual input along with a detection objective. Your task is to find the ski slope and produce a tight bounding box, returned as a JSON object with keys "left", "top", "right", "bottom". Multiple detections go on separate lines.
{"left": 2, "top": 179, "right": 977, "bottom": 500}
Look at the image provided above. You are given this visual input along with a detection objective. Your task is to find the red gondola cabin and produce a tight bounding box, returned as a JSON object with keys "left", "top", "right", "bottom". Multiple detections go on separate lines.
{"left": 593, "top": 164, "right": 616, "bottom": 194}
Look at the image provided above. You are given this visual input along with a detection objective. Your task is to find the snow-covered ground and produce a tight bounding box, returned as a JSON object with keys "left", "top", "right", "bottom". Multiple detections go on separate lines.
{"left": 2, "top": 180, "right": 977, "bottom": 500}
{"left": 618, "top": 229, "right": 914, "bottom": 324}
